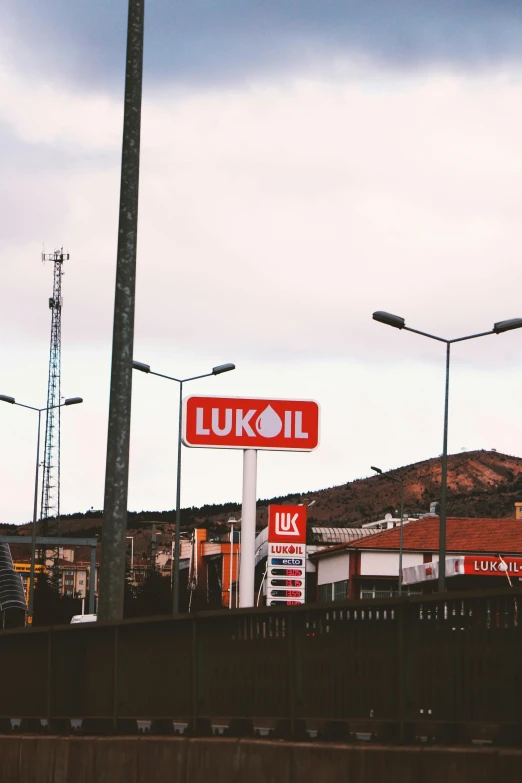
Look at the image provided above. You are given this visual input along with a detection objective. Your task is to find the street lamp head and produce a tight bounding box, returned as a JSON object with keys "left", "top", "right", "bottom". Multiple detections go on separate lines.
{"left": 132, "top": 360, "right": 151, "bottom": 373}
{"left": 371, "top": 466, "right": 383, "bottom": 474}
{"left": 0, "top": 395, "right": 15, "bottom": 404}
{"left": 373, "top": 311, "right": 405, "bottom": 329}
{"left": 64, "top": 397, "right": 83, "bottom": 406}
{"left": 212, "top": 362, "right": 235, "bottom": 375}
{"left": 493, "top": 318, "right": 522, "bottom": 334}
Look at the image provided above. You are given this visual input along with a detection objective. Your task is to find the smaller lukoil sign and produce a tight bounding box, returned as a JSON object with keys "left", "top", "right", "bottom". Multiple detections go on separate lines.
{"left": 267, "top": 505, "right": 307, "bottom": 606}
{"left": 268, "top": 505, "right": 307, "bottom": 543}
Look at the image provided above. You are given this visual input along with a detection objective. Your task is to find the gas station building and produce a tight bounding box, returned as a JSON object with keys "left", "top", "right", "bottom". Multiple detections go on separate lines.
{"left": 311, "top": 507, "right": 522, "bottom": 600}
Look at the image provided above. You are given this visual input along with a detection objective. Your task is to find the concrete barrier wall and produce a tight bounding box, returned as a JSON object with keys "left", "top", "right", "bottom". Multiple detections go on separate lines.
{"left": 1, "top": 735, "right": 522, "bottom": 783}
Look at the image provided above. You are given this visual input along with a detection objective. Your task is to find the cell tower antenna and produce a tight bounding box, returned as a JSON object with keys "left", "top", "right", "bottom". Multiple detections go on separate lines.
{"left": 40, "top": 248, "right": 69, "bottom": 536}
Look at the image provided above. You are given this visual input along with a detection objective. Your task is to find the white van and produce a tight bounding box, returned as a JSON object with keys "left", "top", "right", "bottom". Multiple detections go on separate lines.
{"left": 70, "top": 614, "right": 97, "bottom": 624}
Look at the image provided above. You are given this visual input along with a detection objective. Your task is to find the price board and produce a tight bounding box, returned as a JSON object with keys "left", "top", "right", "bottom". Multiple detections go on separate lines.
{"left": 266, "top": 505, "right": 307, "bottom": 605}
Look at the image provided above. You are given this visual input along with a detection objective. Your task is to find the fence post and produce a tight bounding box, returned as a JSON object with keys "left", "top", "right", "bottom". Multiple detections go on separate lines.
{"left": 47, "top": 628, "right": 52, "bottom": 726}
{"left": 113, "top": 626, "right": 119, "bottom": 732}
{"left": 191, "top": 617, "right": 198, "bottom": 732}
{"left": 398, "top": 599, "right": 405, "bottom": 743}
{"left": 289, "top": 612, "right": 295, "bottom": 738}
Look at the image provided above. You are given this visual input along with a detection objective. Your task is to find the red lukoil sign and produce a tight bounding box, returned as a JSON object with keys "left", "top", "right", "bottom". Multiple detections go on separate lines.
{"left": 268, "top": 505, "right": 307, "bottom": 544}
{"left": 183, "top": 396, "right": 319, "bottom": 451}
{"left": 459, "top": 555, "right": 522, "bottom": 576}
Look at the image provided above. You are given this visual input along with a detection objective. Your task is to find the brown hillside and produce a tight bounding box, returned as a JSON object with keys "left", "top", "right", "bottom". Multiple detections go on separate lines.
{"left": 302, "top": 449, "right": 522, "bottom": 525}
{"left": 11, "top": 450, "right": 522, "bottom": 557}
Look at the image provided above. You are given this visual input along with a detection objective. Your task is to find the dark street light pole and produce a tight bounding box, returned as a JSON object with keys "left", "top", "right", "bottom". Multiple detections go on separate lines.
{"left": 132, "top": 361, "right": 235, "bottom": 613}
{"left": 371, "top": 466, "right": 405, "bottom": 595}
{"left": 0, "top": 395, "right": 83, "bottom": 624}
{"left": 99, "top": 0, "right": 145, "bottom": 622}
{"left": 373, "top": 311, "right": 522, "bottom": 592}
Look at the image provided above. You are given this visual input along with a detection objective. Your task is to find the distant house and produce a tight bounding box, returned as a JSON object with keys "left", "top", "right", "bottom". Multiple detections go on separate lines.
{"left": 310, "top": 509, "right": 522, "bottom": 600}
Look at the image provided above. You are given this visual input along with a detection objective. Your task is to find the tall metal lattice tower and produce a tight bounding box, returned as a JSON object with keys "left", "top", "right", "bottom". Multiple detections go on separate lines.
{"left": 40, "top": 249, "right": 69, "bottom": 535}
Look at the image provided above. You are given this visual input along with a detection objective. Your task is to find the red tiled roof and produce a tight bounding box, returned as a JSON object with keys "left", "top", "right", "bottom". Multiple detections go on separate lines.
{"left": 312, "top": 516, "right": 522, "bottom": 557}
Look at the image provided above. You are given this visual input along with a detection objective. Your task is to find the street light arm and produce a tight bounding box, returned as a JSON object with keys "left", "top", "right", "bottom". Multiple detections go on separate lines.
{"left": 13, "top": 401, "right": 41, "bottom": 412}
{"left": 406, "top": 326, "right": 507, "bottom": 344}
{"left": 141, "top": 368, "right": 210, "bottom": 384}
{"left": 403, "top": 326, "right": 448, "bottom": 344}
{"left": 148, "top": 369, "right": 183, "bottom": 383}
{"left": 450, "top": 330, "right": 495, "bottom": 344}
{"left": 2, "top": 398, "right": 82, "bottom": 412}
{"left": 386, "top": 474, "right": 404, "bottom": 487}
{"left": 181, "top": 372, "right": 214, "bottom": 383}
{"left": 184, "top": 363, "right": 235, "bottom": 381}
{"left": 135, "top": 361, "right": 235, "bottom": 385}
{"left": 371, "top": 466, "right": 403, "bottom": 486}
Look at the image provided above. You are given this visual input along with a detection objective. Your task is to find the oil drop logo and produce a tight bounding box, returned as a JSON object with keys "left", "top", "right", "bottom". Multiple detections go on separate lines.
{"left": 255, "top": 405, "right": 283, "bottom": 438}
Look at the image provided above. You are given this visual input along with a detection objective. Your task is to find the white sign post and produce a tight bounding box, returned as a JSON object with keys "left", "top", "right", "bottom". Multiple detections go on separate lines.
{"left": 240, "top": 449, "right": 258, "bottom": 607}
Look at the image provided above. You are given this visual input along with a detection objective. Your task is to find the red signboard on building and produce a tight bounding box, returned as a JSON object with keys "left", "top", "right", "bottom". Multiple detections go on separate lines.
{"left": 459, "top": 555, "right": 522, "bottom": 576}
{"left": 183, "top": 396, "right": 319, "bottom": 451}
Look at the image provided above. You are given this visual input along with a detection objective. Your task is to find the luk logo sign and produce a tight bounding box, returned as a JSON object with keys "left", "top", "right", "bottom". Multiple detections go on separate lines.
{"left": 183, "top": 396, "right": 319, "bottom": 451}
{"left": 275, "top": 513, "right": 300, "bottom": 537}
{"left": 268, "top": 505, "right": 306, "bottom": 544}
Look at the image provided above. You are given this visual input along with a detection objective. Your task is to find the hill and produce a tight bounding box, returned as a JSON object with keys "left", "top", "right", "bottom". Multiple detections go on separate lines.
{"left": 9, "top": 450, "right": 522, "bottom": 557}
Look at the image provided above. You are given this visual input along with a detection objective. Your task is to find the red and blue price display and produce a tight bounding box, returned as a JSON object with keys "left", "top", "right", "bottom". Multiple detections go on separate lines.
{"left": 271, "top": 568, "right": 303, "bottom": 577}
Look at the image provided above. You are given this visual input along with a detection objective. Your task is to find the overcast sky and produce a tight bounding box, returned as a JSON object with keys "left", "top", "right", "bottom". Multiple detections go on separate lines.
{"left": 1, "top": 1, "right": 522, "bottom": 524}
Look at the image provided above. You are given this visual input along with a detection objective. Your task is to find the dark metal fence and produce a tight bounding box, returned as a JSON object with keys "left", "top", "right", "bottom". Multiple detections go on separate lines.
{"left": 1, "top": 587, "right": 521, "bottom": 743}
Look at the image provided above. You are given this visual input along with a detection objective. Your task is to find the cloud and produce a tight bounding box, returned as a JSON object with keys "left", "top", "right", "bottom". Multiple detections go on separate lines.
{"left": 2, "top": 1, "right": 522, "bottom": 91}
{"left": 2, "top": 14, "right": 522, "bottom": 523}
{"left": 2, "top": 64, "right": 522, "bottom": 371}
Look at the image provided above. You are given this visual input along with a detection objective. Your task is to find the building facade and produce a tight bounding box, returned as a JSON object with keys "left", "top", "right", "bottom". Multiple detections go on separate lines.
{"left": 312, "top": 510, "right": 522, "bottom": 600}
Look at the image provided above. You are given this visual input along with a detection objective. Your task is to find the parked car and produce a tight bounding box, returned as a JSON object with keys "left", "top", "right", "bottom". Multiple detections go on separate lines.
{"left": 70, "top": 614, "right": 97, "bottom": 624}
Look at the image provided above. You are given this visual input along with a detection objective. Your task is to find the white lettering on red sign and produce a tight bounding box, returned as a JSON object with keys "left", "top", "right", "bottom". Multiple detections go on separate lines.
{"left": 472, "top": 559, "right": 519, "bottom": 573}
{"left": 275, "top": 512, "right": 300, "bottom": 537}
{"left": 268, "top": 543, "right": 305, "bottom": 556}
{"left": 462, "top": 556, "right": 522, "bottom": 576}
{"left": 195, "top": 407, "right": 309, "bottom": 440}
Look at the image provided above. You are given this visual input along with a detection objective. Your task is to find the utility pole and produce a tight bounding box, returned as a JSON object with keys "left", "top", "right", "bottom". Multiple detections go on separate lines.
{"left": 98, "top": 0, "right": 145, "bottom": 621}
